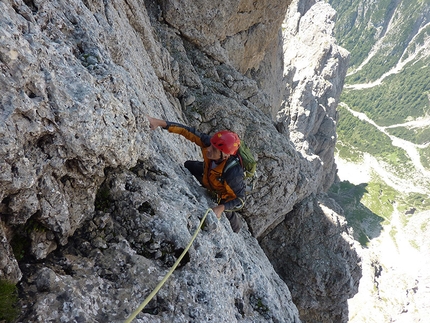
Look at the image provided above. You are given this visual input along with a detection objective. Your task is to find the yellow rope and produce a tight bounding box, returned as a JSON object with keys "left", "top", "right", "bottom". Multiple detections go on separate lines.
{"left": 123, "top": 208, "right": 213, "bottom": 323}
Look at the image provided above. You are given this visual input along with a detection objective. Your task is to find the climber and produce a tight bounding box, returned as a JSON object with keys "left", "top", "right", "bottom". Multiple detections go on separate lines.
{"left": 147, "top": 116, "right": 245, "bottom": 233}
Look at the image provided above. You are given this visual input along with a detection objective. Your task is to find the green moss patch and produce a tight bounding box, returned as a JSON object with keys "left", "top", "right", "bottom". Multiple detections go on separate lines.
{"left": 0, "top": 280, "right": 19, "bottom": 322}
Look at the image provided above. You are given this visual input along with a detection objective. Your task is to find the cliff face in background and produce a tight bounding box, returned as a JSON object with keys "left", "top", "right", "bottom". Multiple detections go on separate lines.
{"left": 0, "top": 0, "right": 361, "bottom": 322}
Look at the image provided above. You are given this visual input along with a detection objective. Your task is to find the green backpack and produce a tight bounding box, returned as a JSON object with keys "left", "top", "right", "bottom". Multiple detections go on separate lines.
{"left": 237, "top": 143, "right": 257, "bottom": 178}
{"left": 223, "top": 142, "right": 257, "bottom": 179}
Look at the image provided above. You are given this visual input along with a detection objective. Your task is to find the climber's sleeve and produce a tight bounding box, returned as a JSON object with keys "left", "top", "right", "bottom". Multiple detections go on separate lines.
{"left": 164, "top": 121, "right": 211, "bottom": 148}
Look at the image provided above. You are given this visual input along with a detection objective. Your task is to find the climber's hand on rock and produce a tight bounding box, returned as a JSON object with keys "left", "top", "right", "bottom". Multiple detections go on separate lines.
{"left": 147, "top": 116, "right": 167, "bottom": 130}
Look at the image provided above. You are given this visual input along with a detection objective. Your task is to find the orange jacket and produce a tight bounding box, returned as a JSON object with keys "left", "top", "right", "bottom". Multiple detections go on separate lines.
{"left": 165, "top": 121, "right": 245, "bottom": 211}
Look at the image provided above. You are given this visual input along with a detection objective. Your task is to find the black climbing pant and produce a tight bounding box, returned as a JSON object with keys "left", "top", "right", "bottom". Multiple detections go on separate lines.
{"left": 184, "top": 160, "right": 203, "bottom": 185}
{"left": 225, "top": 211, "right": 242, "bottom": 233}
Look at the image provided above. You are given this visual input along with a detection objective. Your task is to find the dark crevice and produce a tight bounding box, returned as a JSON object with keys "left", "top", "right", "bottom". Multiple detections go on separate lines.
{"left": 36, "top": 134, "right": 54, "bottom": 152}
{"left": 138, "top": 202, "right": 154, "bottom": 215}
{"left": 22, "top": 0, "right": 37, "bottom": 12}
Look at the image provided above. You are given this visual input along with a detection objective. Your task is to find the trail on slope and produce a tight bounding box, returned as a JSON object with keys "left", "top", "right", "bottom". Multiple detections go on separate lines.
{"left": 345, "top": 21, "right": 430, "bottom": 90}
{"left": 339, "top": 103, "right": 430, "bottom": 188}
{"left": 385, "top": 115, "right": 430, "bottom": 132}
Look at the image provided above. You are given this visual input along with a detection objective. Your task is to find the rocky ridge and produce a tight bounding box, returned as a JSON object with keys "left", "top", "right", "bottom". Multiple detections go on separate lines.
{"left": 0, "top": 0, "right": 361, "bottom": 322}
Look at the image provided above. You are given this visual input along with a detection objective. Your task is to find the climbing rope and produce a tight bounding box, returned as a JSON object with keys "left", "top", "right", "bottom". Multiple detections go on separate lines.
{"left": 123, "top": 208, "right": 213, "bottom": 323}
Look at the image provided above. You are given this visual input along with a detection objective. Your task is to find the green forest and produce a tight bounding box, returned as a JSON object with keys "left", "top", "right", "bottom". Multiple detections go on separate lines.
{"left": 341, "top": 60, "right": 430, "bottom": 127}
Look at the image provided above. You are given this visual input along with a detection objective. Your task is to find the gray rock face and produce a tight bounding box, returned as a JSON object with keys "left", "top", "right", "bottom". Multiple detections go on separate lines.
{"left": 278, "top": 1, "right": 349, "bottom": 191}
{"left": 0, "top": 0, "right": 360, "bottom": 321}
{"left": 1, "top": 0, "right": 152, "bottom": 261}
{"left": 160, "top": 0, "right": 293, "bottom": 73}
{"left": 261, "top": 194, "right": 362, "bottom": 323}
{"left": 0, "top": 222, "right": 21, "bottom": 283}
{"left": 18, "top": 167, "right": 301, "bottom": 322}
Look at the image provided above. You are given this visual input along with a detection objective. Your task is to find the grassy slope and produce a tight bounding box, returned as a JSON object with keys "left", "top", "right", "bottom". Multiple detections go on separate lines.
{"left": 330, "top": 176, "right": 430, "bottom": 247}
{"left": 336, "top": 105, "right": 413, "bottom": 174}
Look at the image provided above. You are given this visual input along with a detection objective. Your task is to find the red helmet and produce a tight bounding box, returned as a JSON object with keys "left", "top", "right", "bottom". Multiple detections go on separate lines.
{"left": 210, "top": 130, "right": 240, "bottom": 155}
